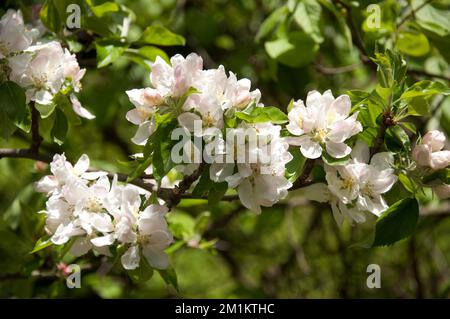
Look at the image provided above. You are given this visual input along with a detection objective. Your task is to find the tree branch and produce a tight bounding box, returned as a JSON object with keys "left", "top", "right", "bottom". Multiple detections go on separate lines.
{"left": 397, "top": 0, "right": 435, "bottom": 28}
{"left": 292, "top": 159, "right": 316, "bottom": 190}
{"left": 369, "top": 110, "right": 395, "bottom": 157}
{"left": 162, "top": 162, "right": 206, "bottom": 209}
{"left": 29, "top": 102, "right": 43, "bottom": 154}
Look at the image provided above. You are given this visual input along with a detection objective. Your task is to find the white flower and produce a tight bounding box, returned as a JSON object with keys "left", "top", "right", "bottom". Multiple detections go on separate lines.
{"left": 214, "top": 123, "right": 292, "bottom": 213}
{"left": 287, "top": 90, "right": 362, "bottom": 159}
{"left": 125, "top": 88, "right": 162, "bottom": 145}
{"left": 327, "top": 140, "right": 397, "bottom": 216}
{"left": 222, "top": 72, "right": 261, "bottom": 110}
{"left": 0, "top": 10, "right": 33, "bottom": 58}
{"left": 305, "top": 140, "right": 397, "bottom": 225}
{"left": 121, "top": 204, "right": 172, "bottom": 270}
{"left": 63, "top": 49, "right": 86, "bottom": 92}
{"left": 301, "top": 183, "right": 367, "bottom": 225}
{"left": 9, "top": 41, "right": 94, "bottom": 119}
{"left": 11, "top": 42, "right": 65, "bottom": 105}
{"left": 412, "top": 130, "right": 450, "bottom": 170}
{"left": 150, "top": 53, "right": 203, "bottom": 98}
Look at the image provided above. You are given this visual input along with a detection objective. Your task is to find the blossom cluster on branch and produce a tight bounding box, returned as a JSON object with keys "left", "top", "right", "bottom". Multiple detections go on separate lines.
{"left": 1, "top": 9, "right": 94, "bottom": 118}
{"left": 1, "top": 8, "right": 450, "bottom": 275}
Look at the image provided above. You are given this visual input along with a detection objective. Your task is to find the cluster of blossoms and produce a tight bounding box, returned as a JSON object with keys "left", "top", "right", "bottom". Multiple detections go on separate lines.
{"left": 303, "top": 140, "right": 397, "bottom": 224}
{"left": 286, "top": 90, "right": 362, "bottom": 159}
{"left": 36, "top": 154, "right": 173, "bottom": 270}
{"left": 125, "top": 53, "right": 294, "bottom": 213}
{"left": 413, "top": 130, "right": 450, "bottom": 199}
{"left": 0, "top": 9, "right": 94, "bottom": 119}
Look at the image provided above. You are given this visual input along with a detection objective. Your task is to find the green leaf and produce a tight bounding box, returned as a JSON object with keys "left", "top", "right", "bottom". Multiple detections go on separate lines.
{"left": 40, "top": 0, "right": 62, "bottom": 33}
{"left": 293, "top": 0, "right": 323, "bottom": 44}
{"left": 406, "top": 96, "right": 430, "bottom": 117}
{"left": 90, "top": 1, "right": 119, "bottom": 17}
{"left": 265, "top": 31, "right": 319, "bottom": 68}
{"left": 192, "top": 167, "right": 214, "bottom": 197}
{"left": 208, "top": 182, "right": 228, "bottom": 206}
{"left": 30, "top": 237, "right": 53, "bottom": 254}
{"left": 127, "top": 156, "right": 152, "bottom": 182}
{"left": 255, "top": 6, "right": 288, "bottom": 42}
{"left": 401, "top": 80, "right": 450, "bottom": 99}
{"left": 158, "top": 267, "right": 179, "bottom": 291}
{"left": 415, "top": 0, "right": 450, "bottom": 37}
{"left": 285, "top": 147, "right": 306, "bottom": 182}
{"left": 397, "top": 30, "right": 430, "bottom": 57}
{"left": 372, "top": 198, "right": 419, "bottom": 247}
{"left": 128, "top": 255, "right": 154, "bottom": 283}
{"left": 140, "top": 25, "right": 186, "bottom": 46}
{"left": 96, "top": 40, "right": 128, "bottom": 68}
{"left": 0, "top": 81, "right": 27, "bottom": 138}
{"left": 51, "top": 108, "right": 68, "bottom": 145}
{"left": 235, "top": 106, "right": 288, "bottom": 124}
{"left": 138, "top": 46, "right": 169, "bottom": 63}
{"left": 385, "top": 125, "right": 410, "bottom": 152}
{"left": 322, "top": 153, "right": 351, "bottom": 166}
{"left": 422, "top": 168, "right": 450, "bottom": 185}
{"left": 150, "top": 120, "right": 178, "bottom": 185}
{"left": 35, "top": 103, "right": 56, "bottom": 118}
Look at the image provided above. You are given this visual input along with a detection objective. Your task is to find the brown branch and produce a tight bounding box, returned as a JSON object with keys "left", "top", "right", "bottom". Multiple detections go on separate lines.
{"left": 397, "top": 0, "right": 435, "bottom": 28}
{"left": 29, "top": 102, "right": 43, "bottom": 154}
{"left": 163, "top": 162, "right": 206, "bottom": 209}
{"left": 408, "top": 69, "right": 450, "bottom": 83}
{"left": 369, "top": 110, "right": 395, "bottom": 157}
{"left": 314, "top": 62, "right": 361, "bottom": 75}
{"left": 0, "top": 148, "right": 52, "bottom": 163}
{"left": 292, "top": 159, "right": 316, "bottom": 190}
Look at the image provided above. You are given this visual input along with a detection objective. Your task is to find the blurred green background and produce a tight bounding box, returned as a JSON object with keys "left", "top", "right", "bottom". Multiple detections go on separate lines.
{"left": 1, "top": 0, "right": 450, "bottom": 298}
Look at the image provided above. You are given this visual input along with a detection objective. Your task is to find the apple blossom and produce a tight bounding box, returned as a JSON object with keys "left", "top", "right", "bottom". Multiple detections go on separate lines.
{"left": 287, "top": 90, "right": 362, "bottom": 159}
{"left": 412, "top": 130, "right": 450, "bottom": 170}
{"left": 0, "top": 10, "right": 33, "bottom": 59}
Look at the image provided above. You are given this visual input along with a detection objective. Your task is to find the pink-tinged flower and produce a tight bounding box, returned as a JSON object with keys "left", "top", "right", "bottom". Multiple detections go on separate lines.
{"left": 0, "top": 10, "right": 33, "bottom": 58}
{"left": 286, "top": 90, "right": 362, "bottom": 159}
{"left": 413, "top": 130, "right": 450, "bottom": 170}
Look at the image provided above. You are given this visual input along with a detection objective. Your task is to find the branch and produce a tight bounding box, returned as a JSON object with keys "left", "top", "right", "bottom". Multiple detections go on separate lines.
{"left": 163, "top": 162, "right": 206, "bottom": 209}
{"left": 369, "top": 110, "right": 395, "bottom": 157}
{"left": 292, "top": 159, "right": 316, "bottom": 190}
{"left": 0, "top": 148, "right": 52, "bottom": 163}
{"left": 397, "top": 0, "right": 435, "bottom": 28}
{"left": 29, "top": 103, "right": 43, "bottom": 154}
{"left": 314, "top": 62, "right": 361, "bottom": 75}
{"left": 408, "top": 69, "right": 450, "bottom": 83}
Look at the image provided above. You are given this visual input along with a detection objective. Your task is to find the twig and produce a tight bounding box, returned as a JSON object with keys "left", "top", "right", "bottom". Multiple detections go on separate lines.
{"left": 0, "top": 148, "right": 52, "bottom": 163}
{"left": 314, "top": 62, "right": 361, "bottom": 75}
{"left": 164, "top": 162, "right": 206, "bottom": 208}
{"left": 29, "top": 102, "right": 43, "bottom": 154}
{"left": 292, "top": 159, "right": 316, "bottom": 190}
{"left": 408, "top": 69, "right": 450, "bottom": 82}
{"left": 369, "top": 110, "right": 395, "bottom": 157}
{"left": 397, "top": 0, "right": 434, "bottom": 28}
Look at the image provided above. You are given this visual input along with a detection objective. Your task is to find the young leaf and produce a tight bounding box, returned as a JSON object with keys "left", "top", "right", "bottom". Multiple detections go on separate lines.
{"left": 40, "top": 0, "right": 62, "bottom": 33}
{"left": 30, "top": 237, "right": 53, "bottom": 254}
{"left": 372, "top": 198, "right": 419, "bottom": 247}
{"left": 0, "top": 81, "right": 27, "bottom": 138}
{"left": 140, "top": 25, "right": 186, "bottom": 46}
{"left": 51, "top": 108, "right": 68, "bottom": 145}
{"left": 158, "top": 267, "right": 179, "bottom": 292}
{"left": 128, "top": 256, "right": 154, "bottom": 283}
{"left": 293, "top": 0, "right": 323, "bottom": 44}
{"left": 96, "top": 40, "right": 129, "bottom": 68}
{"left": 235, "top": 106, "right": 288, "bottom": 124}
{"left": 401, "top": 80, "right": 450, "bottom": 99}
